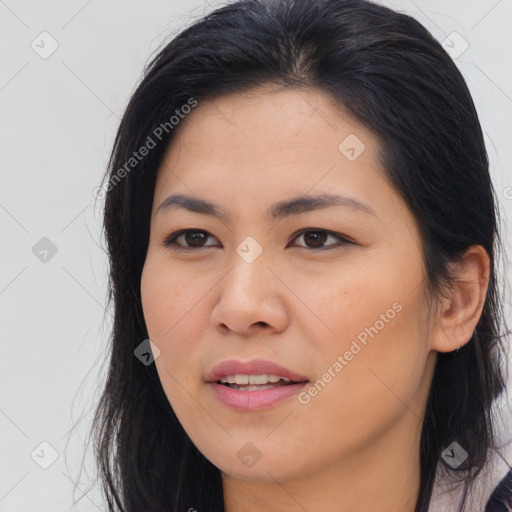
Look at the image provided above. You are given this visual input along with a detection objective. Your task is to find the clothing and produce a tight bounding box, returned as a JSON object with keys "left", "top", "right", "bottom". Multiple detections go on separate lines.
{"left": 484, "top": 468, "right": 512, "bottom": 512}
{"left": 428, "top": 446, "right": 511, "bottom": 512}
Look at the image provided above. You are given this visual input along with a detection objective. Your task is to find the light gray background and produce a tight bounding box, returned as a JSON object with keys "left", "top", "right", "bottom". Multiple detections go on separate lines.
{"left": 1, "top": 0, "right": 511, "bottom": 510}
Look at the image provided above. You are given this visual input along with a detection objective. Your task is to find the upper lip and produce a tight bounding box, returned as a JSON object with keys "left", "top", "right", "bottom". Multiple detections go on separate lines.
{"left": 205, "top": 359, "right": 309, "bottom": 383}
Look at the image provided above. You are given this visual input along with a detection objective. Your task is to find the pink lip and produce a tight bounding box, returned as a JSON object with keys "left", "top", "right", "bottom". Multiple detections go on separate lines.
{"left": 207, "top": 381, "right": 308, "bottom": 410}
{"left": 204, "top": 358, "right": 309, "bottom": 383}
{"left": 204, "top": 359, "right": 309, "bottom": 411}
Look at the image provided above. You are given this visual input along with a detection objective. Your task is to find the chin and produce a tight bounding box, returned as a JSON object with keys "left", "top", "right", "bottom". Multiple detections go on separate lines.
{"left": 207, "top": 445, "right": 315, "bottom": 483}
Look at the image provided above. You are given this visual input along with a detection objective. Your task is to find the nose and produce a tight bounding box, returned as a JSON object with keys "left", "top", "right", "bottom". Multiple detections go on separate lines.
{"left": 210, "top": 252, "right": 289, "bottom": 336}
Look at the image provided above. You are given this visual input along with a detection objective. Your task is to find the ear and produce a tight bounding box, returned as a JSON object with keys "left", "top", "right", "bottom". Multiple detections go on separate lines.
{"left": 430, "top": 245, "right": 490, "bottom": 353}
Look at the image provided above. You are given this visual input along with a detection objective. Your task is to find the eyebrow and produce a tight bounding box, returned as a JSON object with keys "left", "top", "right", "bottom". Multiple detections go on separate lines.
{"left": 155, "top": 192, "right": 376, "bottom": 221}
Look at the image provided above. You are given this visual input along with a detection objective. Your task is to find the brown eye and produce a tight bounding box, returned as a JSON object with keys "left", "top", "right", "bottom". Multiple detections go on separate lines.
{"left": 299, "top": 230, "right": 328, "bottom": 248}
{"left": 163, "top": 229, "right": 218, "bottom": 250}
{"left": 182, "top": 231, "right": 209, "bottom": 247}
{"left": 163, "top": 228, "right": 354, "bottom": 252}
{"left": 290, "top": 229, "right": 353, "bottom": 250}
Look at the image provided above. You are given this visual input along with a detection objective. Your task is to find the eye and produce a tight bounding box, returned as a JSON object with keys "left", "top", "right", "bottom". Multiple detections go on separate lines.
{"left": 289, "top": 229, "right": 355, "bottom": 250}
{"left": 163, "top": 229, "right": 218, "bottom": 251}
{"left": 162, "top": 228, "right": 355, "bottom": 252}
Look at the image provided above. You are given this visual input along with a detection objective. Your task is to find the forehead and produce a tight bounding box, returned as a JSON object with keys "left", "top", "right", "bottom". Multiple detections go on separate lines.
{"left": 150, "top": 84, "right": 413, "bottom": 231}
{"left": 171, "top": 84, "right": 376, "bottom": 150}
{"left": 155, "top": 85, "right": 382, "bottom": 186}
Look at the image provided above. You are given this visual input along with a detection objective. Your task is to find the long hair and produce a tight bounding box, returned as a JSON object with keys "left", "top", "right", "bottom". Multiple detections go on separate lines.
{"left": 88, "top": 1, "right": 510, "bottom": 510}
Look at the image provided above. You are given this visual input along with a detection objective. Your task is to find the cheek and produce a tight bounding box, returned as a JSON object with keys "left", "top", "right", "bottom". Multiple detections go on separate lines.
{"left": 295, "top": 248, "right": 429, "bottom": 414}
{"left": 292, "top": 307, "right": 428, "bottom": 472}
{"left": 140, "top": 253, "right": 206, "bottom": 341}
{"left": 306, "top": 294, "right": 428, "bottom": 439}
{"left": 140, "top": 253, "right": 210, "bottom": 404}
{"left": 288, "top": 250, "right": 423, "bottom": 350}
{"left": 141, "top": 257, "right": 188, "bottom": 384}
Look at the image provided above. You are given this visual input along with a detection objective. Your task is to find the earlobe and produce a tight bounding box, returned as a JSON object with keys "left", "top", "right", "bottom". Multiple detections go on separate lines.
{"left": 430, "top": 245, "right": 490, "bottom": 353}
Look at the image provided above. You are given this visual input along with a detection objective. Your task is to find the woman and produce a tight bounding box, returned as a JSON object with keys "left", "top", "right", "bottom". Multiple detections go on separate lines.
{"left": 90, "top": 0, "right": 511, "bottom": 510}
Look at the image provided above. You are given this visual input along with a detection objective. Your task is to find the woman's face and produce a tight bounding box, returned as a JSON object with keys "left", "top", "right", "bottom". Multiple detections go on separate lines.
{"left": 140, "top": 84, "right": 438, "bottom": 483}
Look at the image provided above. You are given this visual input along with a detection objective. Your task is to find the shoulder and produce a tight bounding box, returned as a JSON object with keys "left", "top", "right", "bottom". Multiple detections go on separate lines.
{"left": 428, "top": 448, "right": 511, "bottom": 512}
{"left": 484, "top": 467, "right": 512, "bottom": 512}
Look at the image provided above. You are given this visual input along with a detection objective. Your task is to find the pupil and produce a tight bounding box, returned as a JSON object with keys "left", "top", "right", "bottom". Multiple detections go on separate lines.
{"left": 305, "top": 230, "right": 326, "bottom": 248}
{"left": 186, "top": 231, "right": 206, "bottom": 247}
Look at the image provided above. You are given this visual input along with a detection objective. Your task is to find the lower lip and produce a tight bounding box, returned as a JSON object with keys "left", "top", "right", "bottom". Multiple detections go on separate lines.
{"left": 207, "top": 381, "right": 308, "bottom": 410}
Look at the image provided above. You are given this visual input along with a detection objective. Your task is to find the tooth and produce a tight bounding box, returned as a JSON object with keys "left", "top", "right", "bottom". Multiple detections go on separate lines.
{"left": 219, "top": 374, "right": 294, "bottom": 385}
{"left": 220, "top": 374, "right": 236, "bottom": 384}
{"left": 248, "top": 374, "right": 268, "bottom": 385}
{"left": 233, "top": 384, "right": 277, "bottom": 391}
{"left": 244, "top": 384, "right": 274, "bottom": 391}
{"left": 234, "top": 374, "right": 249, "bottom": 385}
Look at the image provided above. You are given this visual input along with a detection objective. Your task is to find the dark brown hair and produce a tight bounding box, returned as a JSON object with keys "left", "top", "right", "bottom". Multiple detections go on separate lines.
{"left": 87, "top": 0, "right": 510, "bottom": 510}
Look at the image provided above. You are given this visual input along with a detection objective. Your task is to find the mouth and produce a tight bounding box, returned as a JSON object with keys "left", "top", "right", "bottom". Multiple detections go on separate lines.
{"left": 205, "top": 358, "right": 309, "bottom": 386}
{"left": 205, "top": 359, "right": 309, "bottom": 410}
{"left": 215, "top": 374, "right": 305, "bottom": 391}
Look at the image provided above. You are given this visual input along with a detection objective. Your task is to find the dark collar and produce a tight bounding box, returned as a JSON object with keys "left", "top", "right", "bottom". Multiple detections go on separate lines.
{"left": 484, "top": 468, "right": 512, "bottom": 511}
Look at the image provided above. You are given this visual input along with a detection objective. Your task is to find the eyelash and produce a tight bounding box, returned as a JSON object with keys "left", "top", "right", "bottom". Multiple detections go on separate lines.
{"left": 162, "top": 228, "right": 355, "bottom": 252}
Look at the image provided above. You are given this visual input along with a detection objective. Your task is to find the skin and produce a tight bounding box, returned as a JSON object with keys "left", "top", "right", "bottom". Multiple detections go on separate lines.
{"left": 140, "top": 83, "right": 490, "bottom": 512}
